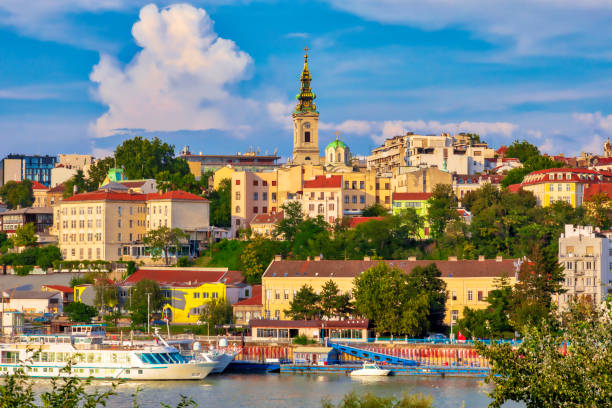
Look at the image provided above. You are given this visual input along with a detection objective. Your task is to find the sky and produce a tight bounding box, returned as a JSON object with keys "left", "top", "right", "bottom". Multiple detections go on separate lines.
{"left": 1, "top": 1, "right": 612, "bottom": 160}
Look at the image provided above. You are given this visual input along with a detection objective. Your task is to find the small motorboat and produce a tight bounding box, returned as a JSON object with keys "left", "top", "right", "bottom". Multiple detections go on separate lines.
{"left": 350, "top": 362, "right": 391, "bottom": 376}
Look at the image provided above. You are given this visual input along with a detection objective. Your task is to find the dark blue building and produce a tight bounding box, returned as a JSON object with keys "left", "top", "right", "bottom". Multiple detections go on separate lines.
{"left": 1, "top": 154, "right": 57, "bottom": 187}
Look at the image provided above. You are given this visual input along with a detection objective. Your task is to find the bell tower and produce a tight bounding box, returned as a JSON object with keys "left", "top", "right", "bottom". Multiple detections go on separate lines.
{"left": 292, "top": 46, "right": 320, "bottom": 165}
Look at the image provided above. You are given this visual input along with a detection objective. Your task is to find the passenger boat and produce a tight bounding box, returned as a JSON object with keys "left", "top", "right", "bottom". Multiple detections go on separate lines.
{"left": 170, "top": 338, "right": 239, "bottom": 374}
{"left": 0, "top": 324, "right": 215, "bottom": 380}
{"left": 350, "top": 361, "right": 391, "bottom": 376}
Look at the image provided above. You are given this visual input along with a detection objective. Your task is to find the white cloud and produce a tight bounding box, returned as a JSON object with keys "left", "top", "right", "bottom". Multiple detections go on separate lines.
{"left": 325, "top": 0, "right": 612, "bottom": 56}
{"left": 285, "top": 32, "right": 309, "bottom": 38}
{"left": 266, "top": 101, "right": 294, "bottom": 130}
{"left": 573, "top": 111, "right": 612, "bottom": 133}
{"left": 89, "top": 3, "right": 253, "bottom": 138}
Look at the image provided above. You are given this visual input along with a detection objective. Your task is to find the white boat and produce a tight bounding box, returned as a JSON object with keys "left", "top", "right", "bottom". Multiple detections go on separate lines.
{"left": 201, "top": 348, "right": 239, "bottom": 374}
{"left": 0, "top": 324, "right": 216, "bottom": 380}
{"left": 350, "top": 362, "right": 391, "bottom": 377}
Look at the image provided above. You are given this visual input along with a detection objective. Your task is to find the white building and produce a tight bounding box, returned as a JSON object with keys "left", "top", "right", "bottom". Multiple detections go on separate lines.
{"left": 3, "top": 291, "right": 63, "bottom": 314}
{"left": 557, "top": 225, "right": 612, "bottom": 310}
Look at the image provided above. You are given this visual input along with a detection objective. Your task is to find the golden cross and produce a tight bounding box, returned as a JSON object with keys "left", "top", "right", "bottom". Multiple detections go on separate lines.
{"left": 335, "top": 129, "right": 340, "bottom": 140}
{"left": 304, "top": 46, "right": 309, "bottom": 60}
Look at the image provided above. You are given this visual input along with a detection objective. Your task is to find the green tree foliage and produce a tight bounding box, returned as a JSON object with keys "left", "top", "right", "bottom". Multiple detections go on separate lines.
{"left": 63, "top": 170, "right": 96, "bottom": 198}
{"left": 361, "top": 203, "right": 388, "bottom": 217}
{"left": 455, "top": 275, "right": 514, "bottom": 339}
{"left": 64, "top": 302, "right": 98, "bottom": 322}
{"left": 205, "top": 239, "right": 246, "bottom": 270}
{"left": 0, "top": 180, "right": 33, "bottom": 209}
{"left": 93, "top": 278, "right": 118, "bottom": 311}
{"left": 322, "top": 392, "right": 433, "bottom": 408}
{"left": 476, "top": 300, "right": 612, "bottom": 408}
{"left": 143, "top": 226, "right": 188, "bottom": 265}
{"left": 10, "top": 223, "right": 37, "bottom": 248}
{"left": 208, "top": 178, "right": 231, "bottom": 227}
{"left": 509, "top": 244, "right": 565, "bottom": 328}
{"left": 291, "top": 216, "right": 331, "bottom": 259}
{"left": 393, "top": 208, "right": 425, "bottom": 240}
{"left": 405, "top": 264, "right": 448, "bottom": 331}
{"left": 503, "top": 139, "right": 540, "bottom": 163}
{"left": 285, "top": 285, "right": 323, "bottom": 320}
{"left": 583, "top": 192, "right": 612, "bottom": 230}
{"left": 501, "top": 140, "right": 564, "bottom": 188}
{"left": 0, "top": 245, "right": 61, "bottom": 269}
{"left": 0, "top": 232, "right": 9, "bottom": 253}
{"left": 86, "top": 157, "right": 114, "bottom": 188}
{"left": 426, "top": 184, "right": 459, "bottom": 243}
{"left": 274, "top": 201, "right": 304, "bottom": 241}
{"left": 353, "top": 263, "right": 431, "bottom": 336}
{"left": 239, "top": 236, "right": 288, "bottom": 284}
{"left": 129, "top": 279, "right": 163, "bottom": 326}
{"left": 114, "top": 136, "right": 189, "bottom": 180}
{"left": 155, "top": 170, "right": 207, "bottom": 194}
{"left": 198, "top": 298, "right": 233, "bottom": 332}
{"left": 319, "top": 280, "right": 353, "bottom": 319}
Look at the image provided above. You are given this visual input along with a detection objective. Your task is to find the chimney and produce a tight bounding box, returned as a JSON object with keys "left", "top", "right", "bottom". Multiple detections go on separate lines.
{"left": 408, "top": 256, "right": 417, "bottom": 261}
{"left": 73, "top": 184, "right": 78, "bottom": 195}
{"left": 478, "top": 255, "right": 485, "bottom": 261}
{"left": 448, "top": 256, "right": 458, "bottom": 261}
{"left": 363, "top": 256, "right": 371, "bottom": 261}
{"left": 496, "top": 256, "right": 503, "bottom": 262}
{"left": 274, "top": 254, "right": 282, "bottom": 262}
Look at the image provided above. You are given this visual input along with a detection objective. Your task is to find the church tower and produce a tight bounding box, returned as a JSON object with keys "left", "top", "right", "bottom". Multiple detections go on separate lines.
{"left": 292, "top": 47, "right": 321, "bottom": 165}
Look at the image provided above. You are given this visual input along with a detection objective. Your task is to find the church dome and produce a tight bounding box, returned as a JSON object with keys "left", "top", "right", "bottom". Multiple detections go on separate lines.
{"left": 326, "top": 139, "right": 348, "bottom": 150}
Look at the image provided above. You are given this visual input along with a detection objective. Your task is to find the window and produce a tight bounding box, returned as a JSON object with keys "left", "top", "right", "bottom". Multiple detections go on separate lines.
{"left": 203, "top": 292, "right": 209, "bottom": 298}
{"left": 309, "top": 204, "right": 315, "bottom": 211}
{"left": 262, "top": 206, "right": 268, "bottom": 213}
{"left": 118, "top": 219, "right": 121, "bottom": 228}
{"left": 235, "top": 206, "right": 240, "bottom": 213}
{"left": 477, "top": 291, "right": 483, "bottom": 301}
{"left": 129, "top": 220, "right": 133, "bottom": 228}
{"left": 360, "top": 195, "right": 365, "bottom": 204}
{"left": 344, "top": 181, "right": 349, "bottom": 189}
{"left": 129, "top": 207, "right": 133, "bottom": 215}
{"left": 253, "top": 180, "right": 258, "bottom": 186}
{"left": 360, "top": 181, "right": 365, "bottom": 189}
{"left": 272, "top": 181, "right": 277, "bottom": 186}
{"left": 194, "top": 293, "right": 200, "bottom": 298}
{"left": 235, "top": 192, "right": 240, "bottom": 200}
{"left": 304, "top": 131, "right": 311, "bottom": 143}
{"left": 118, "top": 233, "right": 122, "bottom": 241}
{"left": 275, "top": 310, "right": 281, "bottom": 319}
{"left": 253, "top": 192, "right": 258, "bottom": 201}
{"left": 352, "top": 181, "right": 357, "bottom": 189}
{"left": 451, "top": 310, "right": 458, "bottom": 322}
{"left": 275, "top": 290, "right": 280, "bottom": 300}
{"left": 212, "top": 292, "right": 218, "bottom": 299}
{"left": 566, "top": 262, "right": 573, "bottom": 270}
{"left": 271, "top": 193, "right": 276, "bottom": 202}
{"left": 235, "top": 179, "right": 240, "bottom": 185}
{"left": 566, "top": 184, "right": 571, "bottom": 191}
{"left": 467, "top": 290, "right": 473, "bottom": 301}
{"left": 329, "top": 203, "right": 334, "bottom": 210}
{"left": 585, "top": 261, "right": 592, "bottom": 270}
{"left": 586, "top": 246, "right": 594, "bottom": 255}
{"left": 557, "top": 184, "right": 562, "bottom": 191}
{"left": 263, "top": 180, "right": 268, "bottom": 186}
{"left": 253, "top": 207, "right": 258, "bottom": 214}
{"left": 352, "top": 195, "right": 357, "bottom": 204}
{"left": 118, "top": 206, "right": 122, "bottom": 216}
{"left": 263, "top": 192, "right": 268, "bottom": 201}
{"left": 284, "top": 290, "right": 289, "bottom": 300}
{"left": 344, "top": 196, "right": 349, "bottom": 204}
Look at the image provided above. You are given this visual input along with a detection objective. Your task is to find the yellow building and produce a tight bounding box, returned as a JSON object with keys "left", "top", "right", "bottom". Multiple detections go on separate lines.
{"left": 392, "top": 167, "right": 452, "bottom": 194}
{"left": 250, "top": 212, "right": 284, "bottom": 238}
{"left": 261, "top": 257, "right": 518, "bottom": 325}
{"left": 519, "top": 168, "right": 612, "bottom": 208}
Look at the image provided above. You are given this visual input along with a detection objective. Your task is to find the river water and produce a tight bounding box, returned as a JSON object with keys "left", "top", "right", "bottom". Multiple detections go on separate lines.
{"left": 96, "top": 374, "right": 524, "bottom": 408}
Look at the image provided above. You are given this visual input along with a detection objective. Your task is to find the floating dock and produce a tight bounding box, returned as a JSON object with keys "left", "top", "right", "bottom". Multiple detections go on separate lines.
{"left": 280, "top": 363, "right": 490, "bottom": 378}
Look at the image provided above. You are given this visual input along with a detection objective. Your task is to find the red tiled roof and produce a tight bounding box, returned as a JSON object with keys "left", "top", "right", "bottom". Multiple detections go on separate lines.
{"left": 119, "top": 181, "right": 147, "bottom": 188}
{"left": 263, "top": 259, "right": 518, "bottom": 279}
{"left": 43, "top": 285, "right": 74, "bottom": 293}
{"left": 30, "top": 181, "right": 48, "bottom": 190}
{"left": 584, "top": 183, "right": 612, "bottom": 201}
{"left": 520, "top": 168, "right": 612, "bottom": 187}
{"left": 62, "top": 191, "right": 147, "bottom": 202}
{"left": 233, "top": 285, "right": 262, "bottom": 306}
{"left": 303, "top": 175, "right": 342, "bottom": 189}
{"left": 250, "top": 211, "right": 284, "bottom": 225}
{"left": 249, "top": 319, "right": 370, "bottom": 329}
{"left": 147, "top": 191, "right": 208, "bottom": 201}
{"left": 348, "top": 216, "right": 384, "bottom": 228}
{"left": 507, "top": 183, "right": 522, "bottom": 193}
{"left": 48, "top": 183, "right": 66, "bottom": 193}
{"left": 392, "top": 192, "right": 432, "bottom": 201}
{"left": 594, "top": 157, "right": 612, "bottom": 166}
{"left": 496, "top": 146, "right": 508, "bottom": 156}
{"left": 124, "top": 268, "right": 244, "bottom": 286}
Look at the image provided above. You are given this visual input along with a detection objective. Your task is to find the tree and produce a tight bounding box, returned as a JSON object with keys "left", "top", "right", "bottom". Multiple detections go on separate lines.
{"left": 353, "top": 262, "right": 430, "bottom": 336}
{"left": 64, "top": 302, "right": 97, "bottom": 322}
{"left": 11, "top": 223, "right": 37, "bottom": 248}
{"left": 393, "top": 208, "right": 424, "bottom": 240}
{"left": 143, "top": 226, "right": 188, "bottom": 265}
{"left": 476, "top": 300, "right": 612, "bottom": 408}
{"left": 501, "top": 154, "right": 564, "bottom": 188}
{"left": 0, "top": 180, "right": 33, "bottom": 209}
{"left": 285, "top": 285, "right": 322, "bottom": 320}
{"left": 291, "top": 216, "right": 331, "bottom": 259}
{"left": 63, "top": 170, "right": 95, "bottom": 198}
{"left": 239, "top": 236, "right": 287, "bottom": 284}
{"left": 274, "top": 201, "right": 304, "bottom": 241}
{"left": 86, "top": 156, "right": 114, "bottom": 188}
{"left": 406, "top": 264, "right": 447, "bottom": 332}
{"left": 510, "top": 244, "right": 565, "bottom": 329}
{"left": 426, "top": 184, "right": 459, "bottom": 243}
{"left": 199, "top": 298, "right": 233, "bottom": 333}
{"left": 504, "top": 140, "right": 540, "bottom": 163}
{"left": 208, "top": 178, "right": 231, "bottom": 228}
{"left": 35, "top": 245, "right": 62, "bottom": 269}
{"left": 319, "top": 280, "right": 353, "bottom": 319}
{"left": 322, "top": 392, "right": 433, "bottom": 408}
{"left": 156, "top": 170, "right": 207, "bottom": 195}
{"left": 361, "top": 203, "right": 388, "bottom": 217}
{"left": 93, "top": 278, "right": 118, "bottom": 312}
{"left": 129, "top": 279, "right": 162, "bottom": 326}
{"left": 114, "top": 136, "right": 189, "bottom": 180}
{"left": 584, "top": 192, "right": 612, "bottom": 230}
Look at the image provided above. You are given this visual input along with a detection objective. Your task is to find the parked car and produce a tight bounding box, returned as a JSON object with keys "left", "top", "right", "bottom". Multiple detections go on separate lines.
{"left": 426, "top": 333, "right": 448, "bottom": 342}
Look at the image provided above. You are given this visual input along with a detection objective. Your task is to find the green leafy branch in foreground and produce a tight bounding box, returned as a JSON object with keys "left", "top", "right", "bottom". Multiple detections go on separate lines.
{"left": 322, "top": 392, "right": 433, "bottom": 408}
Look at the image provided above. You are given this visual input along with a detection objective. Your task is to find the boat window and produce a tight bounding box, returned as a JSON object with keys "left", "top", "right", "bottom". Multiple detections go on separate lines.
{"left": 56, "top": 352, "right": 63, "bottom": 362}
{"left": 87, "top": 353, "right": 94, "bottom": 363}
{"left": 157, "top": 353, "right": 171, "bottom": 364}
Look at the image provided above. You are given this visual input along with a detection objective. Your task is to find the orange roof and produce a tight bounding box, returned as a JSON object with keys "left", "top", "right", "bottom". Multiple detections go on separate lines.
{"left": 124, "top": 268, "right": 244, "bottom": 286}
{"left": 48, "top": 183, "right": 66, "bottom": 193}
{"left": 303, "top": 175, "right": 342, "bottom": 189}
{"left": 43, "top": 285, "right": 74, "bottom": 293}
{"left": 584, "top": 183, "right": 612, "bottom": 201}
{"left": 30, "top": 181, "right": 49, "bottom": 190}
{"left": 147, "top": 191, "right": 208, "bottom": 201}
{"left": 520, "top": 168, "right": 612, "bottom": 187}
{"left": 392, "top": 192, "right": 432, "bottom": 201}
{"left": 507, "top": 183, "right": 522, "bottom": 193}
{"left": 348, "top": 216, "right": 384, "bottom": 228}
{"left": 250, "top": 211, "right": 283, "bottom": 225}
{"left": 233, "top": 285, "right": 262, "bottom": 306}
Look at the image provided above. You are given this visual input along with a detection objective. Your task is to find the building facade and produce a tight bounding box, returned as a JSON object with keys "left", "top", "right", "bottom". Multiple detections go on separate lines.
{"left": 557, "top": 225, "right": 612, "bottom": 310}
{"left": 1, "top": 154, "right": 57, "bottom": 187}
{"left": 261, "top": 258, "right": 518, "bottom": 324}
{"left": 367, "top": 134, "right": 409, "bottom": 174}
{"left": 391, "top": 192, "right": 431, "bottom": 238}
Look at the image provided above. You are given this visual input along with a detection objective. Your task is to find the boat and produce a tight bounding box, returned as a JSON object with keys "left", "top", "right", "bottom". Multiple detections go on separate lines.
{"left": 201, "top": 347, "right": 239, "bottom": 374}
{"left": 171, "top": 338, "right": 239, "bottom": 374}
{"left": 350, "top": 361, "right": 391, "bottom": 376}
{"left": 0, "top": 324, "right": 216, "bottom": 380}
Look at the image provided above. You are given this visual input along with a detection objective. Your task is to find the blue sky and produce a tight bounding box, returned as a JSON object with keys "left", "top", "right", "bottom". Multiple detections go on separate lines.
{"left": 1, "top": 1, "right": 612, "bottom": 160}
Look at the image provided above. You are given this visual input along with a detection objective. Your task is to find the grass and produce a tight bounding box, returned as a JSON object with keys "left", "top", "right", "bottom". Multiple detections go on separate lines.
{"left": 196, "top": 239, "right": 247, "bottom": 270}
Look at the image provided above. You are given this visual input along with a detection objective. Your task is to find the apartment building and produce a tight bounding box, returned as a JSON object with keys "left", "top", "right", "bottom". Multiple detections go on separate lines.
{"left": 250, "top": 212, "right": 284, "bottom": 238}
{"left": 55, "top": 190, "right": 209, "bottom": 261}
{"left": 261, "top": 257, "right": 518, "bottom": 324}
{"left": 453, "top": 174, "right": 503, "bottom": 202}
{"left": 557, "top": 225, "right": 612, "bottom": 310}
{"left": 519, "top": 168, "right": 612, "bottom": 208}
{"left": 392, "top": 192, "right": 431, "bottom": 238}
{"left": 31, "top": 181, "right": 50, "bottom": 207}
{"left": 367, "top": 134, "right": 409, "bottom": 174}
{"left": 1, "top": 154, "right": 57, "bottom": 187}
{"left": 301, "top": 174, "right": 343, "bottom": 223}
{"left": 392, "top": 167, "right": 452, "bottom": 194}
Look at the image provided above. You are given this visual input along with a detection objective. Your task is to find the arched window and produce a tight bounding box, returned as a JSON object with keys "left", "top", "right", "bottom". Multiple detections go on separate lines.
{"left": 318, "top": 204, "right": 324, "bottom": 214}
{"left": 305, "top": 156, "right": 311, "bottom": 161}
{"left": 329, "top": 153, "right": 333, "bottom": 162}
{"left": 337, "top": 152, "right": 341, "bottom": 162}
{"left": 235, "top": 206, "right": 240, "bottom": 213}
{"left": 304, "top": 131, "right": 311, "bottom": 143}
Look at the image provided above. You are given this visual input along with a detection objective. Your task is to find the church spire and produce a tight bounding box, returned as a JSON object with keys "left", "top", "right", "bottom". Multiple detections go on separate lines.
{"left": 295, "top": 46, "right": 317, "bottom": 114}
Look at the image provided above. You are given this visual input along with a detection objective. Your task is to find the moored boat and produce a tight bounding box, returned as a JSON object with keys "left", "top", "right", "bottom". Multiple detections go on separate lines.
{"left": 350, "top": 361, "right": 391, "bottom": 377}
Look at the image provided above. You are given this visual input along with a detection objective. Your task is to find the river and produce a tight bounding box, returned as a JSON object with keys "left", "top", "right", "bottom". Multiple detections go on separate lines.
{"left": 92, "top": 374, "right": 524, "bottom": 408}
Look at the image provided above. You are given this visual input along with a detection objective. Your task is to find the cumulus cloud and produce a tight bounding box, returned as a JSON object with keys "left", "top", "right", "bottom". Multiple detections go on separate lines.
{"left": 573, "top": 111, "right": 612, "bottom": 133}
{"left": 89, "top": 3, "right": 253, "bottom": 138}
{"left": 325, "top": 0, "right": 612, "bottom": 56}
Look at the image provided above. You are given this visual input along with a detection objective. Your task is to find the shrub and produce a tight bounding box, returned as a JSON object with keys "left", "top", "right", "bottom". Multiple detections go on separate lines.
{"left": 293, "top": 335, "right": 315, "bottom": 345}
